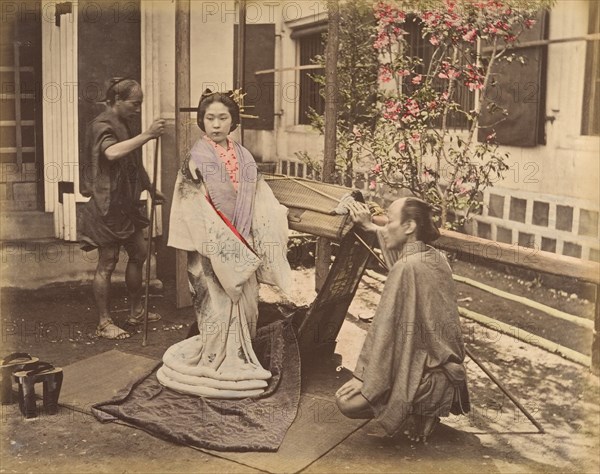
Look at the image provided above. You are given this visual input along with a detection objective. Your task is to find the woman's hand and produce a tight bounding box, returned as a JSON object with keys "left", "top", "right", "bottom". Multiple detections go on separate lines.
{"left": 146, "top": 119, "right": 166, "bottom": 139}
{"left": 335, "top": 377, "right": 364, "bottom": 400}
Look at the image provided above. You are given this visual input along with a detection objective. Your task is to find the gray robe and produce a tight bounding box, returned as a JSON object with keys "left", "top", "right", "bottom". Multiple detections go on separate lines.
{"left": 354, "top": 240, "right": 470, "bottom": 435}
{"left": 78, "top": 109, "right": 151, "bottom": 249}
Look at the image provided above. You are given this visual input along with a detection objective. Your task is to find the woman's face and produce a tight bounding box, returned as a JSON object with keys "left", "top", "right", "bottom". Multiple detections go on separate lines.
{"left": 114, "top": 86, "right": 143, "bottom": 122}
{"left": 203, "top": 101, "right": 232, "bottom": 147}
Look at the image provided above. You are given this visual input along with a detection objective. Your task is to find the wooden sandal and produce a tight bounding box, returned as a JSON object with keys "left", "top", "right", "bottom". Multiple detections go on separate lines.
{"left": 95, "top": 319, "right": 131, "bottom": 340}
{"left": 1, "top": 353, "right": 40, "bottom": 405}
{"left": 13, "top": 361, "right": 63, "bottom": 418}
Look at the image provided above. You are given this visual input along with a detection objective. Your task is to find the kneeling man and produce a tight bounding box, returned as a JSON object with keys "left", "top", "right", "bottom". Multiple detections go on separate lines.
{"left": 336, "top": 198, "right": 470, "bottom": 443}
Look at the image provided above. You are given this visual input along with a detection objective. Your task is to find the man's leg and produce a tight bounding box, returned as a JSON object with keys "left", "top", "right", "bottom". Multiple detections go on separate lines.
{"left": 123, "top": 229, "right": 161, "bottom": 323}
{"left": 123, "top": 229, "right": 146, "bottom": 318}
{"left": 336, "top": 391, "right": 375, "bottom": 419}
{"left": 94, "top": 244, "right": 129, "bottom": 339}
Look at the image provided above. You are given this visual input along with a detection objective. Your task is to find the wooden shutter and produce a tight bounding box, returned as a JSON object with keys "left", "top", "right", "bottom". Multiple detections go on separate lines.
{"left": 233, "top": 24, "right": 275, "bottom": 131}
{"left": 478, "top": 12, "right": 549, "bottom": 147}
{"left": 582, "top": 1, "right": 600, "bottom": 136}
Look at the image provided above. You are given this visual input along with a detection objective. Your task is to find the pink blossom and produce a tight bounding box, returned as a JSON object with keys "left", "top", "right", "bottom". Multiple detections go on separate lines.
{"left": 429, "top": 36, "right": 440, "bottom": 45}
{"left": 374, "top": 31, "right": 390, "bottom": 50}
{"left": 462, "top": 29, "right": 477, "bottom": 43}
{"left": 369, "top": 180, "right": 377, "bottom": 190}
{"left": 466, "top": 81, "right": 484, "bottom": 92}
{"left": 486, "top": 132, "right": 497, "bottom": 142}
{"left": 397, "top": 69, "right": 411, "bottom": 77}
{"left": 524, "top": 19, "right": 536, "bottom": 29}
{"left": 439, "top": 68, "right": 460, "bottom": 80}
{"left": 372, "top": 163, "right": 382, "bottom": 173}
{"left": 379, "top": 65, "right": 393, "bottom": 83}
{"left": 410, "top": 132, "right": 421, "bottom": 142}
{"left": 397, "top": 142, "right": 407, "bottom": 152}
{"left": 412, "top": 74, "right": 423, "bottom": 85}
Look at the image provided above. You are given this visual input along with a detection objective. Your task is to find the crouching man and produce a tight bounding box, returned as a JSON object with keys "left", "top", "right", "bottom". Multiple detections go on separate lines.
{"left": 336, "top": 197, "right": 470, "bottom": 443}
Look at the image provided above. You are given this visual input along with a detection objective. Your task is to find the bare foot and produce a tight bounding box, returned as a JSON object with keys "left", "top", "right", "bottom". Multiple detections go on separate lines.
{"left": 96, "top": 319, "right": 131, "bottom": 340}
{"left": 126, "top": 310, "right": 161, "bottom": 326}
{"left": 403, "top": 415, "right": 440, "bottom": 444}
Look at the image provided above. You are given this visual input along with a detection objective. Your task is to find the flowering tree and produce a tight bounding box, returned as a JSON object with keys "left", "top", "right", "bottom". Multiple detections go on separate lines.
{"left": 298, "top": 0, "right": 380, "bottom": 187}
{"left": 352, "top": 0, "right": 552, "bottom": 227}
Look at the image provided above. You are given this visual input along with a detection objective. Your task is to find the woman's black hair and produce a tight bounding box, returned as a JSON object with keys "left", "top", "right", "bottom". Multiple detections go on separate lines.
{"left": 196, "top": 89, "right": 240, "bottom": 133}
{"left": 105, "top": 77, "right": 140, "bottom": 105}
{"left": 400, "top": 197, "right": 441, "bottom": 244}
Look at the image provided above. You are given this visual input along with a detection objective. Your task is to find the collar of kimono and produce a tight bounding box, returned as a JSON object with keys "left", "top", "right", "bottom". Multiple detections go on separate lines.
{"left": 204, "top": 135, "right": 233, "bottom": 151}
{"left": 189, "top": 137, "right": 257, "bottom": 240}
{"left": 398, "top": 240, "right": 429, "bottom": 260}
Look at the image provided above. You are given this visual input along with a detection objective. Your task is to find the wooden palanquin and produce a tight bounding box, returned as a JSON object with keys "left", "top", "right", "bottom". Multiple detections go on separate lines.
{"left": 264, "top": 175, "right": 376, "bottom": 357}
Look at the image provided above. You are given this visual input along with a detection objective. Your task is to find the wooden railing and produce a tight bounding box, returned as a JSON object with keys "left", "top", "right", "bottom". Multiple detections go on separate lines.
{"left": 436, "top": 229, "right": 600, "bottom": 371}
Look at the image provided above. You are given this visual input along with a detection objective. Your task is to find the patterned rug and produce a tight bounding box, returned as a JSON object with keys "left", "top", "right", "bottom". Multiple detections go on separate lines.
{"left": 92, "top": 319, "right": 301, "bottom": 452}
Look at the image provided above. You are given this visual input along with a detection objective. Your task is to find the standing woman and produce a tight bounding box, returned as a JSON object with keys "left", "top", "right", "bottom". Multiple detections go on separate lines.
{"left": 79, "top": 78, "right": 165, "bottom": 340}
{"left": 157, "top": 89, "right": 291, "bottom": 398}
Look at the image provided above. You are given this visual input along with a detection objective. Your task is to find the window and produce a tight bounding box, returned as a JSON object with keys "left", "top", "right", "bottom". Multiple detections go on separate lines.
{"left": 582, "top": 1, "right": 599, "bottom": 136}
{"left": 404, "top": 17, "right": 474, "bottom": 131}
{"left": 297, "top": 31, "right": 325, "bottom": 125}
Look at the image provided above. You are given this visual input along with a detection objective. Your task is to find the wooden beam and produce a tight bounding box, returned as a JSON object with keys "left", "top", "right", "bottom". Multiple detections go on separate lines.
{"left": 235, "top": 0, "right": 246, "bottom": 144}
{"left": 481, "top": 33, "right": 600, "bottom": 54}
{"left": 436, "top": 229, "right": 599, "bottom": 285}
{"left": 175, "top": 0, "right": 192, "bottom": 309}
{"left": 315, "top": 0, "right": 340, "bottom": 292}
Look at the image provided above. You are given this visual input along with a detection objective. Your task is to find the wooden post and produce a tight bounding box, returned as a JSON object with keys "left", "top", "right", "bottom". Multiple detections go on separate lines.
{"left": 175, "top": 0, "right": 192, "bottom": 308}
{"left": 593, "top": 284, "right": 600, "bottom": 373}
{"left": 315, "top": 0, "right": 340, "bottom": 292}
{"left": 235, "top": 0, "right": 246, "bottom": 145}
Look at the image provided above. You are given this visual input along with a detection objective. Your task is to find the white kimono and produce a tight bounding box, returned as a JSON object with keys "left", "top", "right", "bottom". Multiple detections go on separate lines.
{"left": 157, "top": 168, "right": 291, "bottom": 398}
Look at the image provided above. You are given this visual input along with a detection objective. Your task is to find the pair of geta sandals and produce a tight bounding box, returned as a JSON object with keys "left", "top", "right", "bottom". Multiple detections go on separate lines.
{"left": 1, "top": 353, "right": 63, "bottom": 419}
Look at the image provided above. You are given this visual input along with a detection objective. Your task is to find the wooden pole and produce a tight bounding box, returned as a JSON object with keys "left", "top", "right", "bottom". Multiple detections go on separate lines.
{"left": 315, "top": 0, "right": 340, "bottom": 291}
{"left": 593, "top": 284, "right": 600, "bottom": 374}
{"left": 236, "top": 0, "right": 246, "bottom": 145}
{"left": 174, "top": 0, "right": 192, "bottom": 309}
{"left": 142, "top": 138, "right": 160, "bottom": 346}
{"left": 465, "top": 347, "right": 544, "bottom": 433}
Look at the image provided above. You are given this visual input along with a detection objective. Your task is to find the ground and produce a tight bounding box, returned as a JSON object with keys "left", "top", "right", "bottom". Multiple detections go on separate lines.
{"left": 0, "top": 258, "right": 598, "bottom": 473}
